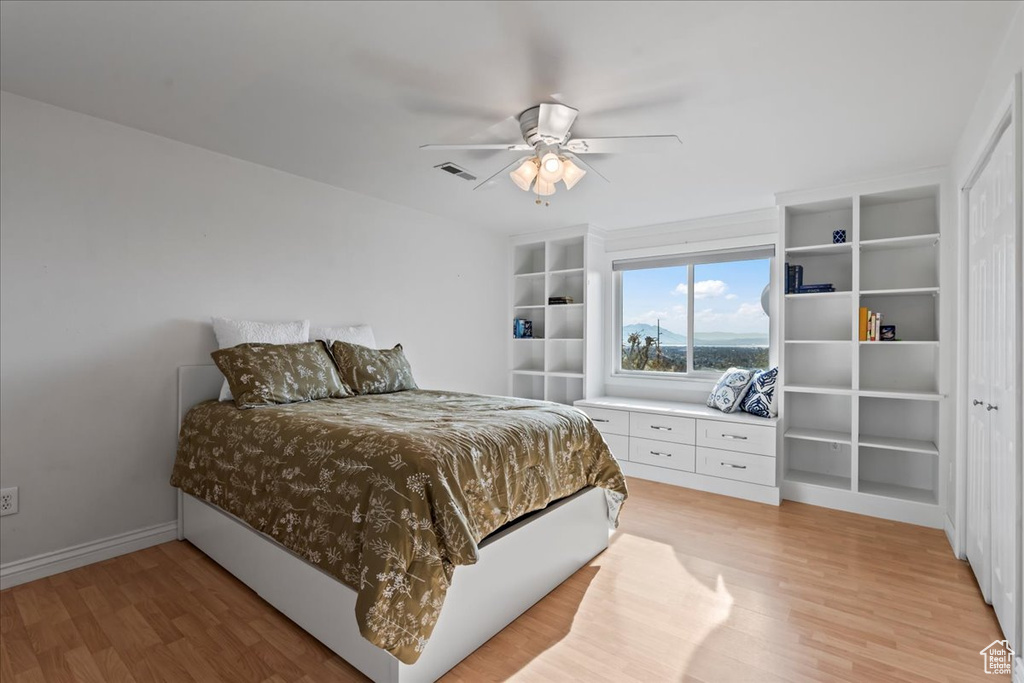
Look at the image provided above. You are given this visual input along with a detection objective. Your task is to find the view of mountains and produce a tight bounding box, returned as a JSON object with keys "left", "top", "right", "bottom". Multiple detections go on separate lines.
{"left": 622, "top": 323, "right": 768, "bottom": 347}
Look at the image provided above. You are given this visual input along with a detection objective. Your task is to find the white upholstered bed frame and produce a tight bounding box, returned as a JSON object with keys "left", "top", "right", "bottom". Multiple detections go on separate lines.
{"left": 175, "top": 365, "right": 610, "bottom": 683}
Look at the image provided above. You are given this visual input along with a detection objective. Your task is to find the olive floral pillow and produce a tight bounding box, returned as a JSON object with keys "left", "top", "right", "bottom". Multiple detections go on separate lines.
{"left": 212, "top": 341, "right": 351, "bottom": 409}
{"left": 330, "top": 341, "right": 418, "bottom": 395}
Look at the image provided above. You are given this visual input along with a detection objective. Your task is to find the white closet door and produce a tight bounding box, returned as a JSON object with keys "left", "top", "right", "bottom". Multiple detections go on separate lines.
{"left": 984, "top": 126, "right": 1018, "bottom": 648}
{"left": 966, "top": 155, "right": 993, "bottom": 601}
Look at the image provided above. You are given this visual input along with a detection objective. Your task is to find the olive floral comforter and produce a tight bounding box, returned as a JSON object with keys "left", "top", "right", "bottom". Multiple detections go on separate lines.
{"left": 170, "top": 390, "right": 627, "bottom": 664}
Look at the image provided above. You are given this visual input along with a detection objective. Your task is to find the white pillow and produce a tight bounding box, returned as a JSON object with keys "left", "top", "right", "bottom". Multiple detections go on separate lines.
{"left": 211, "top": 317, "right": 310, "bottom": 401}
{"left": 309, "top": 324, "right": 376, "bottom": 349}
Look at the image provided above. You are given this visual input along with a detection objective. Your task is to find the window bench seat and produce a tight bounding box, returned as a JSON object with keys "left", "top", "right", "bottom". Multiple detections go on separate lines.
{"left": 575, "top": 396, "right": 779, "bottom": 505}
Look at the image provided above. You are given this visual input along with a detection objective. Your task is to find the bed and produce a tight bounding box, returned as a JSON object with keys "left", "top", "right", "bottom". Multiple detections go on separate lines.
{"left": 172, "top": 365, "right": 626, "bottom": 683}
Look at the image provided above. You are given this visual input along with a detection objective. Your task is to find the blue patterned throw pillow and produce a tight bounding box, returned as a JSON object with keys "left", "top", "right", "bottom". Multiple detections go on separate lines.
{"left": 706, "top": 367, "right": 756, "bottom": 414}
{"left": 740, "top": 367, "right": 778, "bottom": 418}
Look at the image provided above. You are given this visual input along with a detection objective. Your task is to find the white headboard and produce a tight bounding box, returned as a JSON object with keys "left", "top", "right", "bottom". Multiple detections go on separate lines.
{"left": 177, "top": 364, "right": 224, "bottom": 427}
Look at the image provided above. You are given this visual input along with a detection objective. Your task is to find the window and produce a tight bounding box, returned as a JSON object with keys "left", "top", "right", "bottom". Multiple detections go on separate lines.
{"left": 616, "top": 247, "right": 773, "bottom": 377}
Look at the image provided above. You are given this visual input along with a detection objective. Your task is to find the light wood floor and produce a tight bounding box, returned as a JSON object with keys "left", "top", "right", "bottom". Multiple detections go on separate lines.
{"left": 0, "top": 478, "right": 1005, "bottom": 682}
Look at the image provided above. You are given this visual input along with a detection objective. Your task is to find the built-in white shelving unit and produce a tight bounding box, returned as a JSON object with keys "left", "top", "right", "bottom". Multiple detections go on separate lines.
{"left": 509, "top": 228, "right": 604, "bottom": 405}
{"left": 778, "top": 180, "right": 945, "bottom": 527}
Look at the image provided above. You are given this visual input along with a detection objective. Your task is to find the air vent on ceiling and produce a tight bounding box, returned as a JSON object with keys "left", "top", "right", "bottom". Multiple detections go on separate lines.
{"left": 435, "top": 162, "right": 477, "bottom": 181}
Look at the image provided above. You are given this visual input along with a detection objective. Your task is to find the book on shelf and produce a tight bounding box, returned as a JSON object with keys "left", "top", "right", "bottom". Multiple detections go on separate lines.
{"left": 863, "top": 310, "right": 884, "bottom": 341}
{"left": 785, "top": 263, "right": 805, "bottom": 294}
{"left": 547, "top": 296, "right": 574, "bottom": 305}
{"left": 794, "top": 284, "right": 835, "bottom": 293}
{"left": 859, "top": 307, "right": 868, "bottom": 341}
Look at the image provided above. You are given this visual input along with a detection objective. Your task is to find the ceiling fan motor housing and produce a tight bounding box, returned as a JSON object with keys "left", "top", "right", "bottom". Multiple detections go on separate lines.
{"left": 518, "top": 103, "right": 577, "bottom": 147}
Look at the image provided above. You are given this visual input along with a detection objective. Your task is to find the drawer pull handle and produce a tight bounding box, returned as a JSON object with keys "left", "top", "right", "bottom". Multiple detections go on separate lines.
{"left": 591, "top": 418, "right": 610, "bottom": 423}
{"left": 650, "top": 451, "right": 673, "bottom": 457}
{"left": 722, "top": 434, "right": 748, "bottom": 440}
{"left": 722, "top": 462, "right": 747, "bottom": 469}
{"left": 650, "top": 425, "right": 673, "bottom": 431}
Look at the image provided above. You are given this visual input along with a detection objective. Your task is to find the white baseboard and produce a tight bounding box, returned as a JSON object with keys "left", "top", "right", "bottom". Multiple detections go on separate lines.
{"left": 0, "top": 521, "right": 178, "bottom": 590}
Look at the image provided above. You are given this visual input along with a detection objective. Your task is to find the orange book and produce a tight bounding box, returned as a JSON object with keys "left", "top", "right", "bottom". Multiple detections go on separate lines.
{"left": 859, "top": 307, "right": 868, "bottom": 341}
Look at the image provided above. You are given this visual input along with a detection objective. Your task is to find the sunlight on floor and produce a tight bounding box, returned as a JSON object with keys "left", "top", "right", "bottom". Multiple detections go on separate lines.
{"left": 506, "top": 532, "right": 734, "bottom": 681}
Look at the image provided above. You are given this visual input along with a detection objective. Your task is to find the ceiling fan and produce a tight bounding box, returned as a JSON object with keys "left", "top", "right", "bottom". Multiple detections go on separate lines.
{"left": 420, "top": 103, "right": 681, "bottom": 199}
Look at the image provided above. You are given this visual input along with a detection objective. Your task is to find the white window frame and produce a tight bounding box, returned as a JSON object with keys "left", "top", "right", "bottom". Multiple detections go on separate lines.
{"left": 611, "top": 243, "right": 776, "bottom": 383}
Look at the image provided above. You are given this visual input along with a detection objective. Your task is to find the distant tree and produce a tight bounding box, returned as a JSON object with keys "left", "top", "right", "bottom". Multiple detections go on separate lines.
{"left": 623, "top": 332, "right": 656, "bottom": 370}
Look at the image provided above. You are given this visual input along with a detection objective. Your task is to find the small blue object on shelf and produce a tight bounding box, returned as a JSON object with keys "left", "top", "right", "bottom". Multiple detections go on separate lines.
{"left": 833, "top": 229, "right": 846, "bottom": 244}
{"left": 513, "top": 318, "right": 534, "bottom": 339}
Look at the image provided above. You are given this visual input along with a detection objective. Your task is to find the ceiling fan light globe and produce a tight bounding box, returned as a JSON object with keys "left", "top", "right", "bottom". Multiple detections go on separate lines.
{"left": 561, "top": 158, "right": 586, "bottom": 190}
{"left": 509, "top": 158, "right": 539, "bottom": 192}
{"left": 538, "top": 152, "right": 564, "bottom": 183}
{"left": 534, "top": 178, "right": 556, "bottom": 196}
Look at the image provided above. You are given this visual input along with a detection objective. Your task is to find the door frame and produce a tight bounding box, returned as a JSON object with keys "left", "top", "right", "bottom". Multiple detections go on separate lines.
{"left": 955, "top": 72, "right": 1023, "bottom": 653}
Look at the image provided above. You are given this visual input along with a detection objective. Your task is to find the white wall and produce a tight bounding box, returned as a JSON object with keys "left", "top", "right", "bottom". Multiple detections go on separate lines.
{"left": 0, "top": 92, "right": 508, "bottom": 565}
{"left": 946, "top": 4, "right": 1024, "bottom": 537}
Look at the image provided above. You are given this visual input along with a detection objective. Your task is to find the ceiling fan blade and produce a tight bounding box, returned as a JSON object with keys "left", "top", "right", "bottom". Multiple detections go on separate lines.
{"left": 537, "top": 103, "right": 578, "bottom": 141}
{"left": 421, "top": 143, "right": 533, "bottom": 151}
{"left": 564, "top": 153, "right": 609, "bottom": 183}
{"left": 474, "top": 156, "right": 533, "bottom": 191}
{"left": 564, "top": 135, "right": 682, "bottom": 154}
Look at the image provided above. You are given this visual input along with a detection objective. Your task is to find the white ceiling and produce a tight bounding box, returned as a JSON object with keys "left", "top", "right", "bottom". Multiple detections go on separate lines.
{"left": 0, "top": 1, "right": 1016, "bottom": 233}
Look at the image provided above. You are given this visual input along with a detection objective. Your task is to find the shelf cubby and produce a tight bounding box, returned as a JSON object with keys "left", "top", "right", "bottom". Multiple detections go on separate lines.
{"left": 858, "top": 447, "right": 937, "bottom": 504}
{"left": 785, "top": 440, "right": 852, "bottom": 491}
{"left": 858, "top": 292, "right": 938, "bottom": 341}
{"left": 785, "top": 251, "right": 853, "bottom": 293}
{"left": 514, "top": 274, "right": 546, "bottom": 308}
{"left": 785, "top": 198, "right": 853, "bottom": 249}
{"left": 860, "top": 187, "right": 939, "bottom": 242}
{"left": 861, "top": 241, "right": 938, "bottom": 291}
{"left": 512, "top": 308, "right": 545, "bottom": 340}
{"left": 785, "top": 294, "right": 855, "bottom": 340}
{"left": 548, "top": 270, "right": 585, "bottom": 305}
{"left": 859, "top": 397, "right": 938, "bottom": 453}
{"left": 547, "top": 305, "right": 584, "bottom": 340}
{"left": 512, "top": 340, "right": 545, "bottom": 372}
{"left": 785, "top": 392, "right": 851, "bottom": 437}
{"left": 547, "top": 236, "right": 584, "bottom": 272}
{"left": 511, "top": 373, "right": 545, "bottom": 401}
{"left": 513, "top": 242, "right": 546, "bottom": 276}
{"left": 859, "top": 343, "right": 937, "bottom": 393}
{"left": 546, "top": 376, "right": 583, "bottom": 405}
{"left": 785, "top": 343, "right": 852, "bottom": 390}
{"left": 546, "top": 339, "right": 584, "bottom": 374}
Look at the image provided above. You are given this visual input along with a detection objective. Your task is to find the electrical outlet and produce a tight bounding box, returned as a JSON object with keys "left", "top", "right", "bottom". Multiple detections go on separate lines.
{"left": 0, "top": 487, "right": 17, "bottom": 516}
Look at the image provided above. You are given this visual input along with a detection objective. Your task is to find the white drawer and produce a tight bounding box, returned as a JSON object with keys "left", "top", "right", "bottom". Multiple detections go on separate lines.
{"left": 578, "top": 406, "right": 629, "bottom": 436}
{"left": 629, "top": 412, "right": 695, "bottom": 445}
{"left": 629, "top": 437, "right": 695, "bottom": 472}
{"left": 696, "top": 419, "right": 775, "bottom": 457}
{"left": 602, "top": 433, "right": 629, "bottom": 462}
{"left": 696, "top": 447, "right": 776, "bottom": 486}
